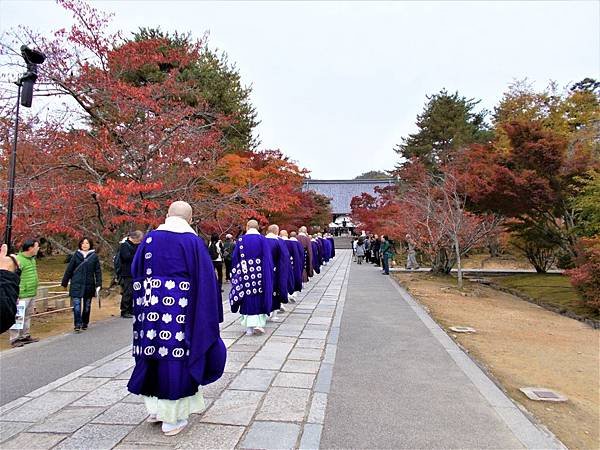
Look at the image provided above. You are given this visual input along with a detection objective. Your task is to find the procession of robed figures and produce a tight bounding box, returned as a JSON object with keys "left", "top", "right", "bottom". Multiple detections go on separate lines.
{"left": 126, "top": 201, "right": 336, "bottom": 436}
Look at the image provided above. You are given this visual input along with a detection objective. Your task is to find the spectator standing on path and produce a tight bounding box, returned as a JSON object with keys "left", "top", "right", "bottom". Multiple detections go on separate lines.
{"left": 372, "top": 234, "right": 381, "bottom": 266}
{"left": 61, "top": 237, "right": 102, "bottom": 333}
{"left": 9, "top": 239, "right": 40, "bottom": 347}
{"left": 364, "top": 236, "right": 371, "bottom": 263}
{"left": 1, "top": 244, "right": 21, "bottom": 334}
{"left": 208, "top": 233, "right": 224, "bottom": 291}
{"left": 229, "top": 219, "right": 274, "bottom": 336}
{"left": 352, "top": 237, "right": 358, "bottom": 261}
{"left": 405, "top": 234, "right": 421, "bottom": 270}
{"left": 128, "top": 201, "right": 226, "bottom": 437}
{"left": 117, "top": 230, "right": 143, "bottom": 319}
{"left": 222, "top": 234, "right": 235, "bottom": 282}
{"left": 380, "top": 235, "right": 393, "bottom": 275}
{"left": 355, "top": 238, "right": 365, "bottom": 264}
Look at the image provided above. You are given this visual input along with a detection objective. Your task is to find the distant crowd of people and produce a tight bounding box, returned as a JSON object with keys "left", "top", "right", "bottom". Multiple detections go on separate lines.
{"left": 352, "top": 233, "right": 420, "bottom": 274}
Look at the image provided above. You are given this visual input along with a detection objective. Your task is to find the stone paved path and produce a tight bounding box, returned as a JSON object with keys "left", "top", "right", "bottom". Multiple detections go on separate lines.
{"left": 0, "top": 249, "right": 563, "bottom": 449}
{"left": 321, "top": 262, "right": 562, "bottom": 449}
{"left": 0, "top": 250, "right": 350, "bottom": 449}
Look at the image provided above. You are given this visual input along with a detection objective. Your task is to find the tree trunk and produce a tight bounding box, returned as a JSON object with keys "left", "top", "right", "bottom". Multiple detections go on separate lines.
{"left": 454, "top": 238, "right": 463, "bottom": 289}
{"left": 46, "top": 236, "right": 74, "bottom": 255}
{"left": 431, "top": 247, "right": 452, "bottom": 274}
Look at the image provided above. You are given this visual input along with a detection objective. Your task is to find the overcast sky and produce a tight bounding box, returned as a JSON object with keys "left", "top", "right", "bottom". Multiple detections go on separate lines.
{"left": 1, "top": 1, "right": 598, "bottom": 179}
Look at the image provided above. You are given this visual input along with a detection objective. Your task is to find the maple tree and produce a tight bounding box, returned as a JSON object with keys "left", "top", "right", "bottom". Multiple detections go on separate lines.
{"left": 352, "top": 162, "right": 501, "bottom": 279}
{"left": 455, "top": 120, "right": 597, "bottom": 271}
{"left": 0, "top": 0, "right": 309, "bottom": 254}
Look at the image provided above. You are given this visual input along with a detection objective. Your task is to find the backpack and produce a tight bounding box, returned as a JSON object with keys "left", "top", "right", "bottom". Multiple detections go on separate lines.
{"left": 208, "top": 241, "right": 219, "bottom": 260}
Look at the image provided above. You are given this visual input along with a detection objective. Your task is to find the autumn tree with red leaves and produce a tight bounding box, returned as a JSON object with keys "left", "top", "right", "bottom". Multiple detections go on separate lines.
{"left": 0, "top": 0, "right": 309, "bottom": 254}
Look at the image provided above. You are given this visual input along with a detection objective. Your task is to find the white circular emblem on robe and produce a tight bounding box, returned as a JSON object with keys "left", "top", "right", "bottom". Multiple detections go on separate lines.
{"left": 173, "top": 348, "right": 184, "bottom": 358}
{"left": 159, "top": 330, "right": 172, "bottom": 340}
{"left": 158, "top": 346, "right": 168, "bottom": 357}
{"left": 175, "top": 331, "right": 185, "bottom": 341}
{"left": 165, "top": 280, "right": 176, "bottom": 290}
{"left": 145, "top": 252, "right": 152, "bottom": 260}
{"left": 178, "top": 297, "right": 188, "bottom": 308}
{"left": 162, "top": 296, "right": 175, "bottom": 306}
{"left": 176, "top": 314, "right": 185, "bottom": 324}
{"left": 162, "top": 313, "right": 173, "bottom": 324}
{"left": 146, "top": 312, "right": 158, "bottom": 322}
{"left": 146, "top": 329, "right": 157, "bottom": 340}
{"left": 146, "top": 237, "right": 153, "bottom": 244}
{"left": 144, "top": 346, "right": 156, "bottom": 356}
{"left": 179, "top": 281, "right": 191, "bottom": 291}
{"left": 146, "top": 268, "right": 152, "bottom": 276}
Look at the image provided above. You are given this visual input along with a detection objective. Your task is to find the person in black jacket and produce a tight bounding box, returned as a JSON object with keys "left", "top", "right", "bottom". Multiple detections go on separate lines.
{"left": 0, "top": 244, "right": 20, "bottom": 334}
{"left": 61, "top": 237, "right": 102, "bottom": 332}
{"left": 117, "top": 230, "right": 142, "bottom": 318}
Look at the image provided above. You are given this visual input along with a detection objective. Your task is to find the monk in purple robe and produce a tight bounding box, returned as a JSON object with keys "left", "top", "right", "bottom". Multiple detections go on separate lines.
{"left": 229, "top": 220, "right": 274, "bottom": 335}
{"left": 297, "top": 226, "right": 314, "bottom": 281}
{"left": 265, "top": 224, "right": 290, "bottom": 320}
{"left": 128, "top": 201, "right": 226, "bottom": 436}
{"left": 311, "top": 237, "right": 321, "bottom": 274}
{"left": 327, "top": 235, "right": 336, "bottom": 258}
{"left": 282, "top": 230, "right": 304, "bottom": 302}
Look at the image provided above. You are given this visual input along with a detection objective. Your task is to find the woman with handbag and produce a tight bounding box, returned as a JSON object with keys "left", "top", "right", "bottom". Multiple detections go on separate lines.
{"left": 61, "top": 237, "right": 102, "bottom": 332}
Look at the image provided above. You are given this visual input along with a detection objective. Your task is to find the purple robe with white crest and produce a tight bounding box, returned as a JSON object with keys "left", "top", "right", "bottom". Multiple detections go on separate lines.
{"left": 229, "top": 230, "right": 274, "bottom": 316}
{"left": 127, "top": 218, "right": 226, "bottom": 401}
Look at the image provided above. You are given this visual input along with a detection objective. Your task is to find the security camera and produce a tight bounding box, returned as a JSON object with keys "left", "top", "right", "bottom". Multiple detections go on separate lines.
{"left": 20, "top": 45, "right": 46, "bottom": 65}
{"left": 19, "top": 46, "right": 46, "bottom": 107}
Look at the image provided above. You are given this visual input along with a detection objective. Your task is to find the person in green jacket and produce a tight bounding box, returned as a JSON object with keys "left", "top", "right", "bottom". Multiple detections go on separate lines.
{"left": 380, "top": 235, "right": 393, "bottom": 275}
{"left": 9, "top": 239, "right": 40, "bottom": 347}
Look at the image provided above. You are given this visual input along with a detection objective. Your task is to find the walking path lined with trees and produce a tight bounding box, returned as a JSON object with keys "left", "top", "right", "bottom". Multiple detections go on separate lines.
{"left": 0, "top": 251, "right": 564, "bottom": 449}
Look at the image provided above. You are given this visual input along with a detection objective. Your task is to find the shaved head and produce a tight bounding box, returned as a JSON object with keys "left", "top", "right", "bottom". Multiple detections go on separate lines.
{"left": 279, "top": 230, "right": 289, "bottom": 237}
{"left": 246, "top": 219, "right": 259, "bottom": 231}
{"left": 299, "top": 226, "right": 307, "bottom": 233}
{"left": 290, "top": 231, "right": 298, "bottom": 237}
{"left": 267, "top": 224, "right": 279, "bottom": 234}
{"left": 167, "top": 201, "right": 193, "bottom": 223}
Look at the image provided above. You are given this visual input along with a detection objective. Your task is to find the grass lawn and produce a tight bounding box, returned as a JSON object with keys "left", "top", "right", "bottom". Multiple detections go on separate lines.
{"left": 37, "top": 255, "right": 113, "bottom": 287}
{"left": 493, "top": 274, "right": 598, "bottom": 320}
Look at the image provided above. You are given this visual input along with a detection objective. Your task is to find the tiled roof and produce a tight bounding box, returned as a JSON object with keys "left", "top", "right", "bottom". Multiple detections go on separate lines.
{"left": 302, "top": 179, "right": 395, "bottom": 215}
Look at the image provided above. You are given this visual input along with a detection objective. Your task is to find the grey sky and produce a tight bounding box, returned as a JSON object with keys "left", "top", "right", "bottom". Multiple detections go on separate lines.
{"left": 1, "top": 1, "right": 598, "bottom": 179}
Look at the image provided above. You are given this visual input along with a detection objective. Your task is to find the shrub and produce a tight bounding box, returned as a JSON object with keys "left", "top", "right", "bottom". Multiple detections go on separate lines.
{"left": 567, "top": 237, "right": 600, "bottom": 311}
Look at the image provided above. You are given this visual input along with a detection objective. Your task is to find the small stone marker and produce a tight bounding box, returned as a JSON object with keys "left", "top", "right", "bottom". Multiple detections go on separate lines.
{"left": 519, "top": 387, "right": 568, "bottom": 402}
{"left": 449, "top": 326, "right": 477, "bottom": 333}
